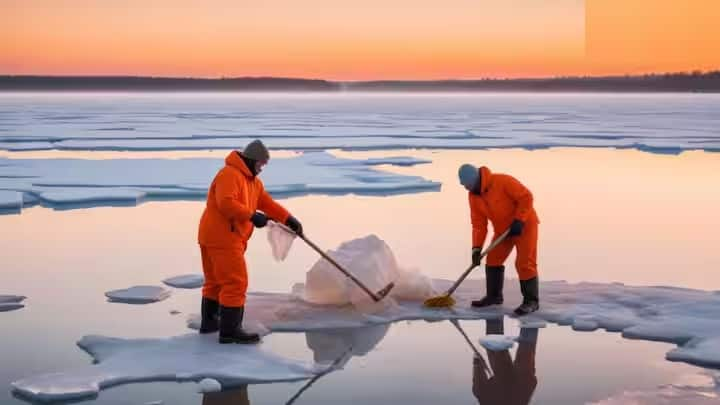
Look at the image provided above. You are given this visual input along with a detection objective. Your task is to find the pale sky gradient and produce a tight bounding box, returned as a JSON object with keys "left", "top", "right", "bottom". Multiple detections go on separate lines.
{"left": 1, "top": 0, "right": 718, "bottom": 79}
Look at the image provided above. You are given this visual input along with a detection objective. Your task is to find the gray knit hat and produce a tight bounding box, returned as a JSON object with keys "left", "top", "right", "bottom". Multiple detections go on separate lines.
{"left": 243, "top": 139, "right": 270, "bottom": 162}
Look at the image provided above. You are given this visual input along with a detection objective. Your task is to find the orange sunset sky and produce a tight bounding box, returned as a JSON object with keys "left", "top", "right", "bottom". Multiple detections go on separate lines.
{"left": 1, "top": 0, "right": 718, "bottom": 80}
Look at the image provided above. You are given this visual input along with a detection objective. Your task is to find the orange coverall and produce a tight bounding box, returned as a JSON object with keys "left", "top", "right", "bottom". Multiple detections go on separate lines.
{"left": 198, "top": 151, "right": 290, "bottom": 307}
{"left": 469, "top": 166, "right": 539, "bottom": 281}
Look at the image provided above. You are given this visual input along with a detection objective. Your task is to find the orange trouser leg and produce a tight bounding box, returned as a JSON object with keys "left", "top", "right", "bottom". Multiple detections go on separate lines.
{"left": 486, "top": 236, "right": 514, "bottom": 267}
{"left": 204, "top": 247, "right": 248, "bottom": 307}
{"left": 200, "top": 245, "right": 221, "bottom": 300}
{"left": 515, "top": 222, "right": 538, "bottom": 281}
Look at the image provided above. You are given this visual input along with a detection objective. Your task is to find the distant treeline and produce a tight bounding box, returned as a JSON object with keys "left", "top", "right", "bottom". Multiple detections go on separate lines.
{"left": 1, "top": 71, "right": 719, "bottom": 92}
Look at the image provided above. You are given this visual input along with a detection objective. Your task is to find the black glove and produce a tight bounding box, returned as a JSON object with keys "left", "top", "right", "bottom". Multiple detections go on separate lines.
{"left": 472, "top": 247, "right": 483, "bottom": 266}
{"left": 285, "top": 216, "right": 303, "bottom": 236}
{"left": 508, "top": 219, "right": 525, "bottom": 237}
{"left": 250, "top": 212, "right": 268, "bottom": 228}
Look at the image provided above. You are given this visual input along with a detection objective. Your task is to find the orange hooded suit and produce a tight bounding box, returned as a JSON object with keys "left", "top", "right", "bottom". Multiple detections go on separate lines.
{"left": 469, "top": 166, "right": 539, "bottom": 281}
{"left": 198, "top": 151, "right": 291, "bottom": 307}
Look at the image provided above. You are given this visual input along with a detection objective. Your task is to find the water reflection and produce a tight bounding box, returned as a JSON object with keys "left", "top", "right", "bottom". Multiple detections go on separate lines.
{"left": 453, "top": 319, "right": 539, "bottom": 405}
{"left": 200, "top": 325, "right": 390, "bottom": 405}
{"left": 202, "top": 386, "right": 250, "bottom": 405}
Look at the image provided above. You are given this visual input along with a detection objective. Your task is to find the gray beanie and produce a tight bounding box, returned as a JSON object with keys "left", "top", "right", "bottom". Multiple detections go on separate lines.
{"left": 243, "top": 139, "right": 270, "bottom": 161}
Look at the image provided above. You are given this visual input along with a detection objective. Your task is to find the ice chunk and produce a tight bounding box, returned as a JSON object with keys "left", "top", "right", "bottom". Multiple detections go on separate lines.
{"left": 163, "top": 274, "right": 204, "bottom": 289}
{"left": 197, "top": 378, "right": 222, "bottom": 393}
{"left": 11, "top": 333, "right": 319, "bottom": 403}
{"left": 267, "top": 221, "right": 296, "bottom": 261}
{"left": 105, "top": 286, "right": 171, "bottom": 304}
{"left": 479, "top": 335, "right": 516, "bottom": 351}
{"left": 303, "top": 235, "right": 435, "bottom": 310}
{"left": 667, "top": 337, "right": 720, "bottom": 368}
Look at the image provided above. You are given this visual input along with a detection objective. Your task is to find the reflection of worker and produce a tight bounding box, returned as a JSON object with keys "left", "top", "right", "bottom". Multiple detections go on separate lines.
{"left": 202, "top": 385, "right": 250, "bottom": 405}
{"left": 458, "top": 164, "right": 540, "bottom": 316}
{"left": 472, "top": 319, "right": 538, "bottom": 405}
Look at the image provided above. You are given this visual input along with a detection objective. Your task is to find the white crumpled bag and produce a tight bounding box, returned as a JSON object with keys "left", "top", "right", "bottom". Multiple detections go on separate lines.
{"left": 267, "top": 221, "right": 297, "bottom": 261}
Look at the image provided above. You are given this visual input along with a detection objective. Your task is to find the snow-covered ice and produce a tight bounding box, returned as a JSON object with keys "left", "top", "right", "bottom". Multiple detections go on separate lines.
{"left": 162, "top": 274, "right": 204, "bottom": 289}
{"left": 1, "top": 93, "right": 718, "bottom": 153}
{"left": 11, "top": 334, "right": 321, "bottom": 403}
{"left": 479, "top": 335, "right": 517, "bottom": 351}
{"left": 186, "top": 278, "right": 720, "bottom": 370}
{"left": 0, "top": 151, "right": 439, "bottom": 214}
{"left": 105, "top": 286, "right": 171, "bottom": 304}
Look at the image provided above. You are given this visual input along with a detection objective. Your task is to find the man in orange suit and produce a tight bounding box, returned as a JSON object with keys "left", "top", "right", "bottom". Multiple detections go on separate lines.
{"left": 198, "top": 139, "right": 303, "bottom": 343}
{"left": 458, "top": 164, "right": 539, "bottom": 315}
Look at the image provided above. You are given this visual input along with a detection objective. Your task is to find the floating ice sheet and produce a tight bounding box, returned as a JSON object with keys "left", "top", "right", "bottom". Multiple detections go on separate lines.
{"left": 105, "top": 286, "right": 171, "bottom": 304}
{"left": 162, "top": 274, "right": 204, "bottom": 289}
{"left": 0, "top": 151, "right": 439, "bottom": 214}
{"left": 1, "top": 94, "right": 718, "bottom": 153}
{"left": 11, "top": 334, "right": 320, "bottom": 403}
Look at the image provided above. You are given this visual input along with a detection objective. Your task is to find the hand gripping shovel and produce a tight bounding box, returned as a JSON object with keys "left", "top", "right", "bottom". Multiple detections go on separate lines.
{"left": 424, "top": 229, "right": 510, "bottom": 308}
{"left": 274, "top": 221, "right": 395, "bottom": 302}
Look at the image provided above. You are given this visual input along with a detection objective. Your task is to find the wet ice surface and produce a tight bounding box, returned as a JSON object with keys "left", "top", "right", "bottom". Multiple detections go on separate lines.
{"left": 1, "top": 93, "right": 718, "bottom": 153}
{"left": 0, "top": 151, "right": 438, "bottom": 213}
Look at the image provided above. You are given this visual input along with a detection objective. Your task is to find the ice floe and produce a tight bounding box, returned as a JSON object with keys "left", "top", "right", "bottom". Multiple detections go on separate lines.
{"left": 11, "top": 334, "right": 321, "bottom": 403}
{"left": 0, "top": 151, "right": 439, "bottom": 214}
{"left": 105, "top": 286, "right": 171, "bottom": 304}
{"left": 1, "top": 93, "right": 718, "bottom": 153}
{"left": 162, "top": 274, "right": 204, "bottom": 289}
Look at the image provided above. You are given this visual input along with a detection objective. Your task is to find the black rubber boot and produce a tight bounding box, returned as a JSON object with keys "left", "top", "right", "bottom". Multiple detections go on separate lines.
{"left": 219, "top": 306, "right": 260, "bottom": 344}
{"left": 199, "top": 297, "right": 219, "bottom": 334}
{"left": 471, "top": 265, "right": 505, "bottom": 307}
{"left": 486, "top": 318, "right": 504, "bottom": 335}
{"left": 514, "top": 277, "right": 540, "bottom": 316}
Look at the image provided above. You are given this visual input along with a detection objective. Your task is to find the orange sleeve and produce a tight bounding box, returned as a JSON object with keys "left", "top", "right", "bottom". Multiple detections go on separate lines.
{"left": 213, "top": 169, "right": 254, "bottom": 222}
{"left": 504, "top": 176, "right": 534, "bottom": 222}
{"left": 470, "top": 193, "right": 488, "bottom": 248}
{"left": 258, "top": 188, "right": 290, "bottom": 224}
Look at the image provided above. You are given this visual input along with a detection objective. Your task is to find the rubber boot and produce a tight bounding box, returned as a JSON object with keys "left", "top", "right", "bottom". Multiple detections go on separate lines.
{"left": 199, "top": 297, "right": 220, "bottom": 334}
{"left": 471, "top": 265, "right": 505, "bottom": 307}
{"left": 219, "top": 306, "right": 260, "bottom": 344}
{"left": 486, "top": 318, "right": 504, "bottom": 335}
{"left": 514, "top": 277, "right": 540, "bottom": 316}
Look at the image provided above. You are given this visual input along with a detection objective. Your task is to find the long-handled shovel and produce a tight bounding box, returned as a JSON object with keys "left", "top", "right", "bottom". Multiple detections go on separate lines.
{"left": 274, "top": 221, "right": 395, "bottom": 302}
{"left": 424, "top": 229, "right": 510, "bottom": 308}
